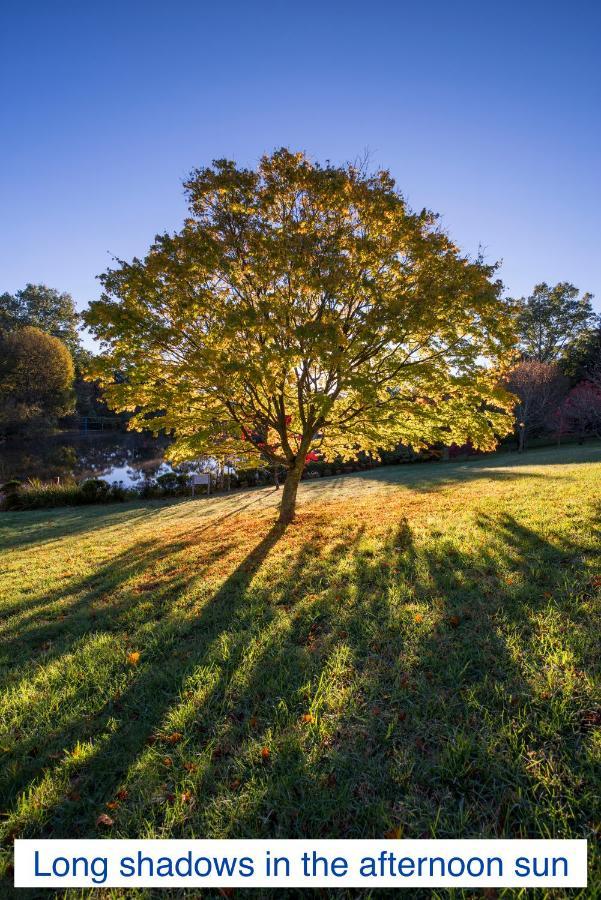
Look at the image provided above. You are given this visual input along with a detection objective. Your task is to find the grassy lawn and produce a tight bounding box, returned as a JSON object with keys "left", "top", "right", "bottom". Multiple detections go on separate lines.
{"left": 1, "top": 444, "right": 600, "bottom": 898}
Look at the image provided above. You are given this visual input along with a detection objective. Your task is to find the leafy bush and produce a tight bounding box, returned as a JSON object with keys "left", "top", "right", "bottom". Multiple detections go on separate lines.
{"left": 155, "top": 472, "right": 189, "bottom": 494}
{"left": 1, "top": 479, "right": 22, "bottom": 494}
{"left": 80, "top": 478, "right": 111, "bottom": 502}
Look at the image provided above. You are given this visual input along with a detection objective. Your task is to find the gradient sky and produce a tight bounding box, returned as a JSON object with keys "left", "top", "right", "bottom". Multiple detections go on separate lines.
{"left": 2, "top": 1, "right": 600, "bottom": 348}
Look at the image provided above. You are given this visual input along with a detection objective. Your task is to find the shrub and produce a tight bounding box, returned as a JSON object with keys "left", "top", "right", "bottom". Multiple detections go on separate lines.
{"left": 155, "top": 472, "right": 189, "bottom": 495}
{"left": 1, "top": 479, "right": 22, "bottom": 494}
{"left": 80, "top": 478, "right": 111, "bottom": 502}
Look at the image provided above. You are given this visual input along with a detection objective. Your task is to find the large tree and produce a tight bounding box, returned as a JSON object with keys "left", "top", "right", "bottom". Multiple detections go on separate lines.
{"left": 0, "top": 283, "right": 81, "bottom": 355}
{"left": 85, "top": 149, "right": 516, "bottom": 523}
{"left": 0, "top": 327, "right": 75, "bottom": 435}
{"left": 515, "top": 282, "right": 597, "bottom": 363}
{"left": 557, "top": 382, "right": 601, "bottom": 443}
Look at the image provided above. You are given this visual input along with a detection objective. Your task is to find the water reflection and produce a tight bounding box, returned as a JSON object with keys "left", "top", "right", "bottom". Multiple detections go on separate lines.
{"left": 0, "top": 433, "right": 177, "bottom": 486}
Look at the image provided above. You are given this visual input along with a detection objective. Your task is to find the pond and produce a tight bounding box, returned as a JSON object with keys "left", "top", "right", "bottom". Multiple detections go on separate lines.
{"left": 0, "top": 432, "right": 182, "bottom": 487}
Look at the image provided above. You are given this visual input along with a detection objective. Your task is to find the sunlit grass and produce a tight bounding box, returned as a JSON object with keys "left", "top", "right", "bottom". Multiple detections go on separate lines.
{"left": 0, "top": 445, "right": 600, "bottom": 898}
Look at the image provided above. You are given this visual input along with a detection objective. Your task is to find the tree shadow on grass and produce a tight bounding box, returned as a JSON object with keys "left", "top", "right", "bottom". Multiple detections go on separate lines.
{"left": 0, "top": 501, "right": 172, "bottom": 551}
{"left": 1, "top": 502, "right": 599, "bottom": 898}
{"left": 175, "top": 508, "right": 599, "bottom": 847}
{"left": 3, "top": 525, "right": 290, "bottom": 836}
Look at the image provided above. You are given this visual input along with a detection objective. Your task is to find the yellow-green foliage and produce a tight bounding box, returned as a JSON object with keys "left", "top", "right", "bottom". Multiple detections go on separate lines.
{"left": 0, "top": 326, "right": 75, "bottom": 428}
{"left": 84, "top": 150, "right": 517, "bottom": 481}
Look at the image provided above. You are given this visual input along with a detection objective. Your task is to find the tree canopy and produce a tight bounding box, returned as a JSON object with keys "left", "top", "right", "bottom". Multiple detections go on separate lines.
{"left": 515, "top": 282, "right": 597, "bottom": 363}
{"left": 0, "top": 283, "right": 81, "bottom": 355}
{"left": 85, "top": 149, "right": 516, "bottom": 522}
{"left": 0, "top": 326, "right": 75, "bottom": 435}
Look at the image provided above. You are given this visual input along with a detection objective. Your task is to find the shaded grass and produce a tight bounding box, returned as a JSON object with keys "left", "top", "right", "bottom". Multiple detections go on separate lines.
{"left": 0, "top": 445, "right": 600, "bottom": 899}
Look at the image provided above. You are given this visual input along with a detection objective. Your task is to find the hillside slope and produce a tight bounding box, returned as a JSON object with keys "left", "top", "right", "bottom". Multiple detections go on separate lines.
{"left": 1, "top": 445, "right": 600, "bottom": 896}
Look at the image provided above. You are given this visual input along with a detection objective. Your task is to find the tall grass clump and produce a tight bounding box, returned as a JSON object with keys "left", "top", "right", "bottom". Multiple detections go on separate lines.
{"left": 0, "top": 478, "right": 134, "bottom": 510}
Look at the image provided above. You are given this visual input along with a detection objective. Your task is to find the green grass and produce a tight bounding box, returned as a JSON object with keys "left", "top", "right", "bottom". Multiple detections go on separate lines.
{"left": 0, "top": 444, "right": 600, "bottom": 899}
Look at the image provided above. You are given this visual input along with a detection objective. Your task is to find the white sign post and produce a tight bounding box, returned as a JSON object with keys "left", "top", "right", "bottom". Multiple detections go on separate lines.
{"left": 190, "top": 473, "right": 211, "bottom": 497}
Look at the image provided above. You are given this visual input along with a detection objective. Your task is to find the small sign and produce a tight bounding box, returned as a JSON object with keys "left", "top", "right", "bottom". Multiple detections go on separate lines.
{"left": 191, "top": 473, "right": 210, "bottom": 485}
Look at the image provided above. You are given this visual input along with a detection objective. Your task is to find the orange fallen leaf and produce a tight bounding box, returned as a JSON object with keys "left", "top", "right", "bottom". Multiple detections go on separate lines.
{"left": 301, "top": 713, "right": 315, "bottom": 724}
{"left": 414, "top": 613, "right": 424, "bottom": 623}
{"left": 230, "top": 778, "right": 241, "bottom": 791}
{"left": 127, "top": 651, "right": 140, "bottom": 666}
{"left": 106, "top": 800, "right": 120, "bottom": 810}
{"left": 384, "top": 825, "right": 403, "bottom": 839}
{"left": 96, "top": 813, "right": 114, "bottom": 827}
{"left": 181, "top": 791, "right": 193, "bottom": 803}
{"left": 165, "top": 732, "right": 183, "bottom": 744}
{"left": 116, "top": 789, "right": 129, "bottom": 801}
{"left": 183, "top": 762, "right": 197, "bottom": 772}
{"left": 261, "top": 746, "right": 270, "bottom": 760}
{"left": 249, "top": 716, "right": 258, "bottom": 728}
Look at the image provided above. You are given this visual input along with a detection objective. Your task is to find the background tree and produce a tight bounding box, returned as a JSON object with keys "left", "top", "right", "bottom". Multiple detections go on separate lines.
{"left": 0, "top": 292, "right": 21, "bottom": 333}
{"left": 0, "top": 284, "right": 81, "bottom": 355}
{"left": 514, "top": 282, "right": 596, "bottom": 363}
{"left": 85, "top": 149, "right": 516, "bottom": 524}
{"left": 560, "top": 323, "right": 601, "bottom": 383}
{"left": 0, "top": 327, "right": 75, "bottom": 436}
{"left": 505, "top": 360, "right": 567, "bottom": 452}
{"left": 557, "top": 381, "right": 601, "bottom": 443}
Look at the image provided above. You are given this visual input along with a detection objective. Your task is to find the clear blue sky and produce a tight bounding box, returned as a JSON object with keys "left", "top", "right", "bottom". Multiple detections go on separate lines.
{"left": 2, "top": 0, "right": 600, "bottom": 347}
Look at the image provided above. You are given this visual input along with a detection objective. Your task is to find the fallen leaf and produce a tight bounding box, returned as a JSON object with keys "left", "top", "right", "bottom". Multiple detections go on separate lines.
{"left": 384, "top": 825, "right": 403, "bottom": 839}
{"left": 181, "top": 791, "right": 193, "bottom": 803}
{"left": 301, "top": 713, "right": 315, "bottom": 724}
{"left": 127, "top": 651, "right": 140, "bottom": 666}
{"left": 96, "top": 813, "right": 114, "bottom": 827}
{"left": 165, "top": 732, "right": 183, "bottom": 744}
{"left": 230, "top": 778, "right": 241, "bottom": 791}
{"left": 163, "top": 757, "right": 173, "bottom": 767}
{"left": 183, "top": 762, "right": 197, "bottom": 772}
{"left": 249, "top": 716, "right": 258, "bottom": 728}
{"left": 414, "top": 613, "right": 424, "bottom": 623}
{"left": 261, "top": 746, "right": 270, "bottom": 760}
{"left": 449, "top": 615, "right": 461, "bottom": 628}
{"left": 106, "top": 800, "right": 119, "bottom": 810}
{"left": 116, "top": 789, "right": 129, "bottom": 801}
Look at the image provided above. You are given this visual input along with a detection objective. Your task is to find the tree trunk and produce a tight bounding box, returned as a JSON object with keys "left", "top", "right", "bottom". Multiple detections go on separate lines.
{"left": 518, "top": 425, "right": 526, "bottom": 453}
{"left": 278, "top": 463, "right": 303, "bottom": 524}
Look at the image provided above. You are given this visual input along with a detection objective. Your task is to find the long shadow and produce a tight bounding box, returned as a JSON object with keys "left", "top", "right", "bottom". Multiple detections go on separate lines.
{"left": 0, "top": 500, "right": 171, "bottom": 551}
{"left": 0, "top": 522, "right": 287, "bottom": 840}
{"left": 1, "top": 499, "right": 599, "bottom": 899}
{"left": 174, "top": 507, "right": 599, "bottom": 847}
